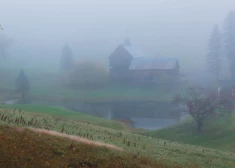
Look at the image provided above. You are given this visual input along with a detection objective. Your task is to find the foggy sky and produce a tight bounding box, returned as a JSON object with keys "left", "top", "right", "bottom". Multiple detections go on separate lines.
{"left": 1, "top": 0, "right": 235, "bottom": 77}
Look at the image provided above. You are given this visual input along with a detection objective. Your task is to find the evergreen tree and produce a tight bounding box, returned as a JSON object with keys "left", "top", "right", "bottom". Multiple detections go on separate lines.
{"left": 207, "top": 24, "right": 221, "bottom": 82}
{"left": 60, "top": 44, "right": 74, "bottom": 72}
{"left": 223, "top": 11, "right": 235, "bottom": 78}
{"left": 0, "top": 34, "right": 11, "bottom": 60}
{"left": 15, "top": 70, "right": 30, "bottom": 103}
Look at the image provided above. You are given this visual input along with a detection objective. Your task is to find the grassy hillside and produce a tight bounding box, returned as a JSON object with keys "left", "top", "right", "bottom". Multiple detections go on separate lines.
{"left": 0, "top": 104, "right": 126, "bottom": 130}
{"left": 0, "top": 125, "right": 168, "bottom": 168}
{"left": 0, "top": 107, "right": 235, "bottom": 168}
{"left": 147, "top": 113, "right": 235, "bottom": 152}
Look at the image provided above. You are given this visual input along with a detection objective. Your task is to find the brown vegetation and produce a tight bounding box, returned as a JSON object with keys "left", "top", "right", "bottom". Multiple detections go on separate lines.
{"left": 28, "top": 128, "right": 123, "bottom": 151}
{"left": 0, "top": 125, "right": 198, "bottom": 168}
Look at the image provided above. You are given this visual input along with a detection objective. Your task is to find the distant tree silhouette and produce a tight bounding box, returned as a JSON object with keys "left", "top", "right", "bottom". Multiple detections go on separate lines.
{"left": 0, "top": 34, "right": 12, "bottom": 61}
{"left": 223, "top": 11, "right": 235, "bottom": 78}
{"left": 207, "top": 24, "right": 221, "bottom": 82}
{"left": 60, "top": 44, "right": 74, "bottom": 72}
{"left": 15, "top": 70, "right": 30, "bottom": 103}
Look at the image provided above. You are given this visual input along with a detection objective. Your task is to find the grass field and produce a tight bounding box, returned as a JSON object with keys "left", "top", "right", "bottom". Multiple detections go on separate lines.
{"left": 0, "top": 104, "right": 126, "bottom": 130}
{"left": 1, "top": 105, "right": 235, "bottom": 168}
{"left": 147, "top": 113, "right": 235, "bottom": 153}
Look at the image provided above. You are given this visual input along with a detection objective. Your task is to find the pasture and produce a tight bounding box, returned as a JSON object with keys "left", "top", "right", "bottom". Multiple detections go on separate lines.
{"left": 0, "top": 106, "right": 235, "bottom": 168}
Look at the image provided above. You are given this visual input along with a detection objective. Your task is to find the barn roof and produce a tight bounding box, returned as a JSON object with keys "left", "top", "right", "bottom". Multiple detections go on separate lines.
{"left": 122, "top": 43, "right": 146, "bottom": 58}
{"left": 129, "top": 57, "right": 179, "bottom": 70}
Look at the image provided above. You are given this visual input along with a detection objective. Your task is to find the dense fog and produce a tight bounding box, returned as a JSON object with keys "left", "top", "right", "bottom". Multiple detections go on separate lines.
{"left": 1, "top": 0, "right": 235, "bottom": 83}
{"left": 1, "top": 2, "right": 235, "bottom": 159}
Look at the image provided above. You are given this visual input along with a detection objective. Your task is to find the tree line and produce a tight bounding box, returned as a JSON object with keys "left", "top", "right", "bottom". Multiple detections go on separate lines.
{"left": 207, "top": 11, "right": 235, "bottom": 82}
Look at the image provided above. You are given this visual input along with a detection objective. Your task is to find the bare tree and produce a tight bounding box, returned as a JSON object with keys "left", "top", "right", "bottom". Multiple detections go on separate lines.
{"left": 223, "top": 11, "right": 235, "bottom": 78}
{"left": 207, "top": 24, "right": 221, "bottom": 82}
{"left": 173, "top": 86, "right": 230, "bottom": 132}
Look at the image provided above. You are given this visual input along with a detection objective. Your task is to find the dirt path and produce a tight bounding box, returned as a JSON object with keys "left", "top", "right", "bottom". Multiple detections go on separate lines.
{"left": 23, "top": 128, "right": 123, "bottom": 151}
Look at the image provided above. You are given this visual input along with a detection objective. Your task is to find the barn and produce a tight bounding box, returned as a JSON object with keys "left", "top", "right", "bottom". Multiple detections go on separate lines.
{"left": 129, "top": 57, "right": 180, "bottom": 82}
{"left": 108, "top": 38, "right": 180, "bottom": 83}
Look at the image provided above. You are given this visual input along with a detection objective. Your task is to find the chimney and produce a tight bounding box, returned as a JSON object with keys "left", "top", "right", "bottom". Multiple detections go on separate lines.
{"left": 124, "top": 37, "right": 131, "bottom": 46}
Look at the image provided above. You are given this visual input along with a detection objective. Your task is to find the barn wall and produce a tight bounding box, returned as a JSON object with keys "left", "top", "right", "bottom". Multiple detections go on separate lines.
{"left": 130, "top": 69, "right": 179, "bottom": 81}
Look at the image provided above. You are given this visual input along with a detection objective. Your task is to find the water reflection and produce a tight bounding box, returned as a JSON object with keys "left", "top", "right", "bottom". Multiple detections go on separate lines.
{"left": 131, "top": 117, "right": 179, "bottom": 130}
{"left": 130, "top": 113, "right": 189, "bottom": 130}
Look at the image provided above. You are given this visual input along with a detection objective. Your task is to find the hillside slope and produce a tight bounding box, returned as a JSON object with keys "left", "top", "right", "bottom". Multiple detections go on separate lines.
{"left": 0, "top": 104, "right": 126, "bottom": 130}
{"left": 1, "top": 106, "right": 235, "bottom": 168}
{"left": 147, "top": 113, "right": 235, "bottom": 152}
{"left": 0, "top": 125, "right": 171, "bottom": 168}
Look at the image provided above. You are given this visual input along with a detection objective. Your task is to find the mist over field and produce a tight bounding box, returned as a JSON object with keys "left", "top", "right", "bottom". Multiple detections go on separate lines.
{"left": 2, "top": 1, "right": 235, "bottom": 167}
{"left": 1, "top": 0, "right": 235, "bottom": 129}
{"left": 0, "top": 0, "right": 234, "bottom": 81}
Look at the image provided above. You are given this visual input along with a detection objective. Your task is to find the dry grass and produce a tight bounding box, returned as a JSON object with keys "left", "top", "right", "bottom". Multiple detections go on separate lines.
{"left": 28, "top": 128, "right": 123, "bottom": 151}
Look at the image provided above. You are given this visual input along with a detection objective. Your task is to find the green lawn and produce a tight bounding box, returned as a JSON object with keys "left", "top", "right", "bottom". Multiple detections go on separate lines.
{"left": 147, "top": 113, "right": 235, "bottom": 153}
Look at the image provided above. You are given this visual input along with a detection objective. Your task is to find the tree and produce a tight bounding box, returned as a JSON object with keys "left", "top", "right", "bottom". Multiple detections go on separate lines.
{"left": 15, "top": 70, "right": 30, "bottom": 103}
{"left": 207, "top": 24, "right": 221, "bottom": 82}
{"left": 66, "top": 60, "right": 108, "bottom": 88}
{"left": 223, "top": 11, "right": 235, "bottom": 78}
{"left": 0, "top": 33, "right": 12, "bottom": 60}
{"left": 172, "top": 86, "right": 229, "bottom": 132}
{"left": 60, "top": 44, "right": 74, "bottom": 72}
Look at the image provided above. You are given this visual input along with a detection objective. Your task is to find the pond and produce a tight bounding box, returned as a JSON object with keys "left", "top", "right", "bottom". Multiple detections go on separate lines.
{"left": 130, "top": 113, "right": 189, "bottom": 130}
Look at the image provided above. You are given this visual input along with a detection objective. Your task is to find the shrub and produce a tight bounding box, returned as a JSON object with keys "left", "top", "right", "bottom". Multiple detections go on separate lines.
{"left": 66, "top": 60, "right": 108, "bottom": 88}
